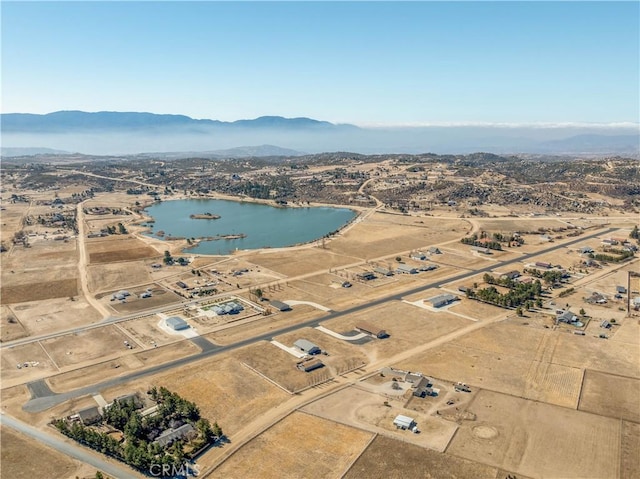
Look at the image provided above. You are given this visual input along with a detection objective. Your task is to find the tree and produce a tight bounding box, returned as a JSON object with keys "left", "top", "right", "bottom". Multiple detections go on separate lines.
{"left": 395, "top": 257, "right": 402, "bottom": 262}
{"left": 579, "top": 308, "right": 586, "bottom": 316}
{"left": 516, "top": 307, "right": 523, "bottom": 316}
{"left": 163, "top": 250, "right": 173, "bottom": 265}
{"left": 255, "top": 288, "right": 263, "bottom": 300}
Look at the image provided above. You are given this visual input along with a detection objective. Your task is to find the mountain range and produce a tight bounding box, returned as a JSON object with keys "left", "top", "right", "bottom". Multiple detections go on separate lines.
{"left": 1, "top": 110, "right": 638, "bottom": 157}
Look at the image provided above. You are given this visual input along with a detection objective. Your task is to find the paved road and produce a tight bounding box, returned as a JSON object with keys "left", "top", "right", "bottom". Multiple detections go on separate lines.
{"left": 22, "top": 227, "right": 614, "bottom": 413}
{"left": 0, "top": 413, "right": 142, "bottom": 479}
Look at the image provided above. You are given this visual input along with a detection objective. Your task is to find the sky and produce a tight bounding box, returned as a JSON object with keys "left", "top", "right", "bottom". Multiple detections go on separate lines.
{"left": 2, "top": 1, "right": 639, "bottom": 126}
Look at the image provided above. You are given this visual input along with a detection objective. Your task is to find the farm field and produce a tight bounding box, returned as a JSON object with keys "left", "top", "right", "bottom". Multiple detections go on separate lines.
{"left": 212, "top": 412, "right": 373, "bottom": 479}
{"left": 0, "top": 278, "right": 78, "bottom": 304}
{"left": 578, "top": 370, "right": 640, "bottom": 422}
{"left": 86, "top": 235, "right": 160, "bottom": 264}
{"left": 447, "top": 390, "right": 621, "bottom": 479}
{"left": 343, "top": 434, "right": 500, "bottom": 479}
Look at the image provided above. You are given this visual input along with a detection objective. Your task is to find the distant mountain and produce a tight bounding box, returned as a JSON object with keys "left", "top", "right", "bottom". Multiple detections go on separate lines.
{"left": 1, "top": 110, "right": 638, "bottom": 156}
{"left": 0, "top": 146, "right": 71, "bottom": 157}
{"left": 0, "top": 111, "right": 355, "bottom": 133}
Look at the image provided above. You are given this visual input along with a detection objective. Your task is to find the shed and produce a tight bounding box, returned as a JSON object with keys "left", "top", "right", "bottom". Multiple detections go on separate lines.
{"left": 616, "top": 286, "right": 627, "bottom": 294}
{"left": 166, "top": 316, "right": 189, "bottom": 331}
{"left": 428, "top": 247, "right": 441, "bottom": 254}
{"left": 535, "top": 262, "right": 552, "bottom": 269}
{"left": 374, "top": 267, "right": 393, "bottom": 276}
{"left": 471, "top": 246, "right": 491, "bottom": 255}
{"left": 77, "top": 406, "right": 102, "bottom": 426}
{"left": 297, "top": 359, "right": 324, "bottom": 372}
{"left": 357, "top": 271, "right": 377, "bottom": 281}
{"left": 410, "top": 253, "right": 426, "bottom": 261}
{"left": 396, "top": 264, "right": 417, "bottom": 274}
{"left": 393, "top": 415, "right": 415, "bottom": 430}
{"left": 427, "top": 294, "right": 458, "bottom": 308}
{"left": 501, "top": 270, "right": 521, "bottom": 280}
{"left": 270, "top": 300, "right": 291, "bottom": 311}
{"left": 294, "top": 339, "right": 321, "bottom": 355}
{"left": 356, "top": 321, "right": 388, "bottom": 338}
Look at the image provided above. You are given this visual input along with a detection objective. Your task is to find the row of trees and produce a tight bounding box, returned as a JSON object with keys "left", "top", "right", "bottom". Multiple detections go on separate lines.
{"left": 466, "top": 278, "right": 544, "bottom": 310}
{"left": 522, "top": 268, "right": 565, "bottom": 286}
{"left": 461, "top": 233, "right": 502, "bottom": 251}
{"left": 591, "top": 250, "right": 634, "bottom": 263}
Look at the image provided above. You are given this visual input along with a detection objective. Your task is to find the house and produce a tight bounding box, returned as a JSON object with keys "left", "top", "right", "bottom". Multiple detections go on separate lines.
{"left": 396, "top": 264, "right": 417, "bottom": 274}
{"left": 410, "top": 252, "right": 426, "bottom": 261}
{"left": 269, "top": 300, "right": 291, "bottom": 311}
{"left": 427, "top": 294, "right": 458, "bottom": 308}
{"left": 578, "top": 246, "right": 594, "bottom": 254}
{"left": 374, "top": 267, "right": 393, "bottom": 276}
{"left": 616, "top": 286, "right": 627, "bottom": 294}
{"left": 602, "top": 239, "right": 618, "bottom": 246}
{"left": 154, "top": 423, "right": 196, "bottom": 447}
{"left": 294, "top": 339, "right": 321, "bottom": 355}
{"left": 176, "top": 281, "right": 188, "bottom": 289}
{"left": 297, "top": 359, "right": 324, "bottom": 372}
{"left": 557, "top": 310, "right": 578, "bottom": 323}
{"left": 113, "top": 393, "right": 142, "bottom": 409}
{"left": 428, "top": 247, "right": 441, "bottom": 254}
{"left": 166, "top": 316, "right": 189, "bottom": 331}
{"left": 413, "top": 377, "right": 433, "bottom": 398}
{"left": 501, "top": 270, "right": 521, "bottom": 280}
{"left": 77, "top": 406, "right": 102, "bottom": 425}
{"left": 471, "top": 246, "right": 491, "bottom": 255}
{"left": 356, "top": 321, "right": 388, "bottom": 338}
{"left": 393, "top": 415, "right": 416, "bottom": 430}
{"left": 357, "top": 271, "right": 376, "bottom": 281}
{"left": 404, "top": 372, "right": 423, "bottom": 384}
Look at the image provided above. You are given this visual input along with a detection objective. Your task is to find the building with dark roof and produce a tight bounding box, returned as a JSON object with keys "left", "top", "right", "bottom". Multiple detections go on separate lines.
{"left": 77, "top": 406, "right": 102, "bottom": 425}
{"left": 154, "top": 423, "right": 196, "bottom": 447}
{"left": 269, "top": 300, "right": 291, "bottom": 311}
{"left": 297, "top": 359, "right": 324, "bottom": 372}
{"left": 356, "top": 322, "right": 388, "bottom": 338}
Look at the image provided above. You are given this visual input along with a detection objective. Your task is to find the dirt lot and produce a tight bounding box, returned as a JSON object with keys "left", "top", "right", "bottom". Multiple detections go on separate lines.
{"left": 86, "top": 236, "right": 160, "bottom": 264}
{"left": 0, "top": 426, "right": 83, "bottom": 479}
{"left": 244, "top": 247, "right": 361, "bottom": 277}
{"left": 213, "top": 412, "right": 373, "bottom": 479}
{"left": 120, "top": 314, "right": 185, "bottom": 347}
{"left": 40, "top": 325, "right": 134, "bottom": 368}
{"left": 152, "top": 355, "right": 289, "bottom": 433}
{"left": 448, "top": 389, "right": 621, "bottom": 479}
{"left": 1, "top": 278, "right": 78, "bottom": 304}
{"left": 621, "top": 421, "right": 640, "bottom": 479}
{"left": 344, "top": 434, "right": 500, "bottom": 479}
{"left": 6, "top": 297, "right": 102, "bottom": 338}
{"left": 105, "top": 286, "right": 182, "bottom": 314}
{"left": 1, "top": 341, "right": 59, "bottom": 387}
{"left": 87, "top": 261, "right": 153, "bottom": 293}
{"left": 302, "top": 386, "right": 458, "bottom": 451}
{"left": 578, "top": 370, "right": 640, "bottom": 422}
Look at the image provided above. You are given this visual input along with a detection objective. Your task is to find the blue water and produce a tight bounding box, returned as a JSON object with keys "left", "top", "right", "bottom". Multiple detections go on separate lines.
{"left": 143, "top": 198, "right": 357, "bottom": 254}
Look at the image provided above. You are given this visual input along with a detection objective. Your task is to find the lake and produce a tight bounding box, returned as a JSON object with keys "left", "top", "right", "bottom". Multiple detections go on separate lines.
{"left": 143, "top": 198, "right": 357, "bottom": 255}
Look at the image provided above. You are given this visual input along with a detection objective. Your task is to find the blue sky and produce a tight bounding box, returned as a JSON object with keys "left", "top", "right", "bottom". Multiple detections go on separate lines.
{"left": 2, "top": 1, "right": 638, "bottom": 125}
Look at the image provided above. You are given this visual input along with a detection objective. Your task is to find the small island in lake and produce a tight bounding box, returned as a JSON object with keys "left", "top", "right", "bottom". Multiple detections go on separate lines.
{"left": 190, "top": 212, "right": 221, "bottom": 220}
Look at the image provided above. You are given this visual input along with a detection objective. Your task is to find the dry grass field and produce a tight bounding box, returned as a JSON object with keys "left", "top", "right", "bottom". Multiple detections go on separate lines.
{"left": 397, "top": 321, "right": 585, "bottom": 408}
{"left": 213, "top": 412, "right": 373, "bottom": 479}
{"left": 40, "top": 325, "right": 133, "bottom": 368}
{"left": 120, "top": 314, "right": 185, "bottom": 347}
{"left": 274, "top": 327, "right": 368, "bottom": 374}
{"left": 244, "top": 247, "right": 361, "bottom": 277}
{"left": 86, "top": 236, "right": 160, "bottom": 264}
{"left": 448, "top": 390, "right": 621, "bottom": 479}
{"left": 301, "top": 386, "right": 458, "bottom": 451}
{"left": 621, "top": 421, "right": 640, "bottom": 479}
{"left": 1, "top": 278, "right": 78, "bottom": 304}
{"left": 344, "top": 434, "right": 500, "bottom": 479}
{"left": 87, "top": 261, "right": 152, "bottom": 293}
{"left": 475, "top": 218, "right": 575, "bottom": 233}
{"left": 0, "top": 203, "right": 28, "bottom": 242}
{"left": 578, "top": 370, "right": 640, "bottom": 422}
{"left": 0, "top": 304, "right": 28, "bottom": 342}
{"left": 1, "top": 342, "right": 58, "bottom": 387}
{"left": 154, "top": 355, "right": 289, "bottom": 432}
{"left": 232, "top": 341, "right": 328, "bottom": 392}
{"left": 206, "top": 305, "right": 326, "bottom": 345}
{"left": 321, "top": 300, "right": 471, "bottom": 363}
{"left": 7, "top": 297, "right": 102, "bottom": 337}
{"left": 0, "top": 427, "right": 81, "bottom": 479}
